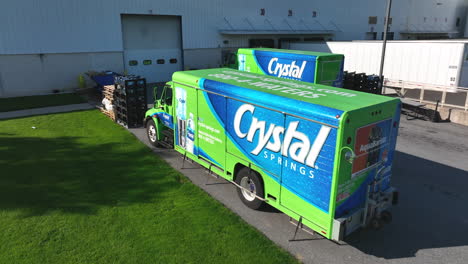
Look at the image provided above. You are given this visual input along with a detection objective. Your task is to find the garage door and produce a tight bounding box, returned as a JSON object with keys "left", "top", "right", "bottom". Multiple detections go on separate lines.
{"left": 121, "top": 15, "right": 183, "bottom": 83}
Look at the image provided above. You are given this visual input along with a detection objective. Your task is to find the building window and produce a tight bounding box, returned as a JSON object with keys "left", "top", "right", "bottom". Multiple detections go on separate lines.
{"left": 288, "top": 9, "right": 293, "bottom": 16}
{"left": 366, "top": 32, "right": 377, "bottom": 40}
{"left": 260, "top": 8, "right": 265, "bottom": 16}
{"left": 129, "top": 60, "right": 138, "bottom": 66}
{"left": 143, "top": 60, "right": 152, "bottom": 65}
{"left": 381, "top": 32, "right": 394, "bottom": 40}
{"left": 312, "top": 11, "right": 317, "bottom": 17}
{"left": 368, "top": 16, "right": 377, "bottom": 24}
{"left": 456, "top": 17, "right": 461, "bottom": 27}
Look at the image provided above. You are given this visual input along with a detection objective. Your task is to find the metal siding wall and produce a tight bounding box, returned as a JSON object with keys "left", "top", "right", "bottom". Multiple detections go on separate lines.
{"left": 0, "top": 0, "right": 123, "bottom": 54}
{"left": 1, "top": 0, "right": 467, "bottom": 53}
{"left": 121, "top": 15, "right": 182, "bottom": 50}
{"left": 184, "top": 48, "right": 224, "bottom": 69}
{"left": 402, "top": 0, "right": 467, "bottom": 37}
{"left": 0, "top": 52, "right": 124, "bottom": 97}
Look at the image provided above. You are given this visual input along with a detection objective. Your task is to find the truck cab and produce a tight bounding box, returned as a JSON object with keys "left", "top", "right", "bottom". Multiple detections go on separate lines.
{"left": 222, "top": 51, "right": 238, "bottom": 69}
{"left": 144, "top": 82, "right": 175, "bottom": 148}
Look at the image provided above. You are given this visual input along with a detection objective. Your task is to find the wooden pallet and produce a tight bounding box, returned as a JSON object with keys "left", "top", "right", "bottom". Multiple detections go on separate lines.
{"left": 100, "top": 85, "right": 117, "bottom": 121}
{"left": 102, "top": 94, "right": 115, "bottom": 102}
{"left": 102, "top": 85, "right": 116, "bottom": 102}
{"left": 103, "top": 85, "right": 115, "bottom": 91}
{"left": 99, "top": 107, "right": 116, "bottom": 121}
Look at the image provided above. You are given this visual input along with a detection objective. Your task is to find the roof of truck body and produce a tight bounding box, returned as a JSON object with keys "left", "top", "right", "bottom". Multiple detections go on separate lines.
{"left": 172, "top": 68, "right": 398, "bottom": 127}
{"left": 238, "top": 48, "right": 344, "bottom": 58}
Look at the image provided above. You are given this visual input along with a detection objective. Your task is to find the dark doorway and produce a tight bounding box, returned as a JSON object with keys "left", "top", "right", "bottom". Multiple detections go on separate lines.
{"left": 249, "top": 39, "right": 275, "bottom": 48}
{"left": 304, "top": 37, "right": 326, "bottom": 42}
{"left": 278, "top": 38, "right": 300, "bottom": 49}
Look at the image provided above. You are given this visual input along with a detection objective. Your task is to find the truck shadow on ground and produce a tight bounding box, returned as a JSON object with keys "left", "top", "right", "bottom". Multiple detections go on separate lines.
{"left": 0, "top": 135, "right": 180, "bottom": 217}
{"left": 345, "top": 151, "right": 468, "bottom": 259}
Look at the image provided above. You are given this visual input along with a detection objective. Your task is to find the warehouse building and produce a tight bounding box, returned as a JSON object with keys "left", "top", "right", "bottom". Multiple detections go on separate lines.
{"left": 0, "top": 0, "right": 467, "bottom": 97}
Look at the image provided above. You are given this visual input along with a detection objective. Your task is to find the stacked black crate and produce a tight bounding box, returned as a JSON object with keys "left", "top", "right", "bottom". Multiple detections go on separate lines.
{"left": 355, "top": 73, "right": 367, "bottom": 92}
{"left": 114, "top": 76, "right": 147, "bottom": 128}
{"left": 366, "top": 75, "right": 383, "bottom": 94}
{"left": 343, "top": 71, "right": 356, "bottom": 90}
{"left": 343, "top": 72, "right": 383, "bottom": 95}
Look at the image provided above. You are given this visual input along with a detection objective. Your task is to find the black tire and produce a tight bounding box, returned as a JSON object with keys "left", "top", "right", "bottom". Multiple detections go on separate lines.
{"left": 381, "top": 210, "right": 393, "bottom": 224}
{"left": 235, "top": 167, "right": 264, "bottom": 210}
{"left": 370, "top": 218, "right": 383, "bottom": 230}
{"left": 146, "top": 119, "right": 161, "bottom": 147}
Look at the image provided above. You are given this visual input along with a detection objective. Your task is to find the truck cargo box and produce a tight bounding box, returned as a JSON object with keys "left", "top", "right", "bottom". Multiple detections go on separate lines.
{"left": 237, "top": 48, "right": 345, "bottom": 87}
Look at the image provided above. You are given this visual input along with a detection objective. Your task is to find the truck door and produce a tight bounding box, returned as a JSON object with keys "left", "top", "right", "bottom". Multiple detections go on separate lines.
{"left": 196, "top": 90, "right": 226, "bottom": 169}
{"left": 279, "top": 116, "right": 337, "bottom": 228}
{"left": 157, "top": 85, "right": 174, "bottom": 129}
{"left": 174, "top": 85, "right": 198, "bottom": 155}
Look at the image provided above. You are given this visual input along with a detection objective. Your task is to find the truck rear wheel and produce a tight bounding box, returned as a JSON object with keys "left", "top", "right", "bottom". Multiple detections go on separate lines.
{"left": 146, "top": 119, "right": 161, "bottom": 147}
{"left": 370, "top": 218, "right": 383, "bottom": 230}
{"left": 381, "top": 210, "right": 393, "bottom": 224}
{"left": 235, "top": 167, "right": 264, "bottom": 210}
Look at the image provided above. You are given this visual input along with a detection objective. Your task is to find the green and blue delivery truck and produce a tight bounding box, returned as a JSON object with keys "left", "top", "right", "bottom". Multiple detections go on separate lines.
{"left": 237, "top": 48, "right": 345, "bottom": 87}
{"left": 145, "top": 68, "right": 400, "bottom": 241}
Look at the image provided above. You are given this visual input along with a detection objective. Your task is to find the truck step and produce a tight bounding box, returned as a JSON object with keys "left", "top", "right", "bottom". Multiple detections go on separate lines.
{"left": 158, "top": 140, "right": 173, "bottom": 149}
{"left": 161, "top": 129, "right": 174, "bottom": 147}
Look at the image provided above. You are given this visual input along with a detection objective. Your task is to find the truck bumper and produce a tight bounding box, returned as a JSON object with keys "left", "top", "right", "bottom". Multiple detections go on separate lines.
{"left": 332, "top": 187, "right": 397, "bottom": 241}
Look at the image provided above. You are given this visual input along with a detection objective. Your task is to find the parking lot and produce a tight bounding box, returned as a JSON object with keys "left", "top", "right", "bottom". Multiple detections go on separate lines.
{"left": 130, "top": 116, "right": 468, "bottom": 264}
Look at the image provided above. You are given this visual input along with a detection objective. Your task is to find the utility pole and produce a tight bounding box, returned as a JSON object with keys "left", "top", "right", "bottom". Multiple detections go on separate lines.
{"left": 379, "top": 0, "right": 393, "bottom": 95}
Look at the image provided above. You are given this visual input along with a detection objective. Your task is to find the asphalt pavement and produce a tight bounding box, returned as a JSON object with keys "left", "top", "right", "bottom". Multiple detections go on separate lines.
{"left": 128, "top": 116, "right": 468, "bottom": 264}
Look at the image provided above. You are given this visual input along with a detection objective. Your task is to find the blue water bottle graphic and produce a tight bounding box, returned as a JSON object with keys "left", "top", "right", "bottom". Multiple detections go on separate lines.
{"left": 238, "top": 54, "right": 246, "bottom": 71}
{"left": 186, "top": 113, "right": 195, "bottom": 154}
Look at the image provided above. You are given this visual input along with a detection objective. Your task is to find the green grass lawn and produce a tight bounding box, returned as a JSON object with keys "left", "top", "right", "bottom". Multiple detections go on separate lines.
{"left": 0, "top": 110, "right": 297, "bottom": 264}
{"left": 0, "top": 93, "right": 85, "bottom": 112}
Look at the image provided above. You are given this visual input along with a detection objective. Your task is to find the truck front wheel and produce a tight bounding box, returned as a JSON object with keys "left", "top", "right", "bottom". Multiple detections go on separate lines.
{"left": 235, "top": 167, "right": 264, "bottom": 210}
{"left": 146, "top": 119, "right": 161, "bottom": 147}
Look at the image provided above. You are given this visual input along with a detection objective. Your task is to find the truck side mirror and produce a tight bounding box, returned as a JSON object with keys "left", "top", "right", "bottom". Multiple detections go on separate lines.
{"left": 153, "top": 86, "right": 159, "bottom": 102}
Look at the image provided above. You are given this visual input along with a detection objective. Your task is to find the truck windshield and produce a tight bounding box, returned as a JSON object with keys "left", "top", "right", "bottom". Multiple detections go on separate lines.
{"left": 228, "top": 53, "right": 236, "bottom": 64}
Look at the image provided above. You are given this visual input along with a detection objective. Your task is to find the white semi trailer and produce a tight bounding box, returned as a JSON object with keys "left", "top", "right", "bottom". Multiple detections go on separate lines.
{"left": 289, "top": 40, "right": 468, "bottom": 90}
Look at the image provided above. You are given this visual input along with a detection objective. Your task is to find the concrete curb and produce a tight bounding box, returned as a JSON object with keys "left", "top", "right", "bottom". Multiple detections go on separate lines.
{"left": 0, "top": 103, "right": 95, "bottom": 120}
{"left": 425, "top": 104, "right": 468, "bottom": 126}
